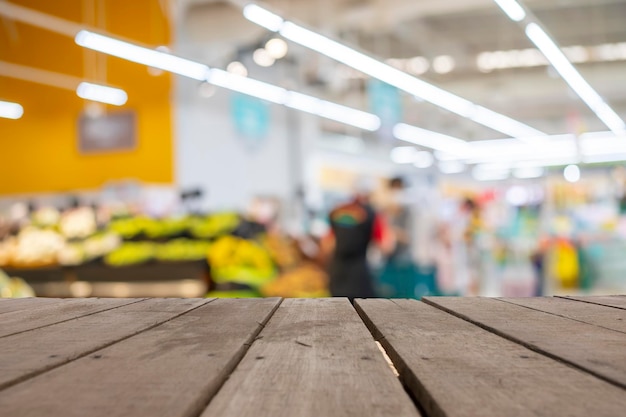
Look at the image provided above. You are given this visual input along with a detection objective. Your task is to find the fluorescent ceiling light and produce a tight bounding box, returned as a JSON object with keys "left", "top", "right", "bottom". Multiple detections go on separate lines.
{"left": 76, "top": 30, "right": 380, "bottom": 131}
{"left": 316, "top": 101, "right": 381, "bottom": 131}
{"left": 243, "top": 5, "right": 544, "bottom": 138}
{"left": 472, "top": 165, "right": 510, "bottom": 181}
{"left": 438, "top": 160, "right": 466, "bottom": 174}
{"left": 563, "top": 164, "right": 581, "bottom": 183}
{"left": 493, "top": 0, "right": 526, "bottom": 22}
{"left": 243, "top": 4, "right": 284, "bottom": 32}
{"left": 514, "top": 166, "right": 545, "bottom": 179}
{"left": 0, "top": 100, "right": 24, "bottom": 119}
{"left": 75, "top": 30, "right": 209, "bottom": 80}
{"left": 76, "top": 82, "right": 128, "bottom": 106}
{"left": 390, "top": 147, "right": 416, "bottom": 164}
{"left": 283, "top": 91, "right": 380, "bottom": 131}
{"left": 525, "top": 23, "right": 626, "bottom": 134}
{"left": 208, "top": 69, "right": 286, "bottom": 104}
{"left": 515, "top": 157, "right": 580, "bottom": 168}
{"left": 393, "top": 123, "right": 471, "bottom": 155}
{"left": 414, "top": 151, "right": 434, "bottom": 168}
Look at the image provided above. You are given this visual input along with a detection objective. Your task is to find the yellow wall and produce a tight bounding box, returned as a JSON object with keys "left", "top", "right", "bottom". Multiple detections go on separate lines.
{"left": 0, "top": 0, "right": 173, "bottom": 194}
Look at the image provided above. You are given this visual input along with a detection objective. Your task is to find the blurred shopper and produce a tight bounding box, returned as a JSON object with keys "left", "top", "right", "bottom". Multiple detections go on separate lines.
{"left": 322, "top": 178, "right": 393, "bottom": 301}
{"left": 379, "top": 177, "right": 416, "bottom": 298}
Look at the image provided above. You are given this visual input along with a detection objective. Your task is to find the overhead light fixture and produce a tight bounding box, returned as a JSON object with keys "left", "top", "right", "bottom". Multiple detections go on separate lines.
{"left": 0, "top": 100, "right": 24, "bottom": 119}
{"left": 76, "top": 82, "right": 128, "bottom": 106}
{"left": 75, "top": 30, "right": 209, "bottom": 80}
{"left": 242, "top": 4, "right": 544, "bottom": 139}
{"left": 208, "top": 69, "right": 286, "bottom": 104}
{"left": 242, "top": 4, "right": 284, "bottom": 31}
{"left": 253, "top": 48, "right": 275, "bottom": 67}
{"left": 514, "top": 166, "right": 545, "bottom": 179}
{"left": 432, "top": 55, "right": 456, "bottom": 74}
{"left": 525, "top": 23, "right": 626, "bottom": 134}
{"left": 393, "top": 123, "right": 471, "bottom": 155}
{"left": 438, "top": 160, "right": 466, "bottom": 174}
{"left": 414, "top": 151, "right": 435, "bottom": 168}
{"left": 473, "top": 165, "right": 510, "bottom": 181}
{"left": 315, "top": 100, "right": 381, "bottom": 131}
{"left": 563, "top": 164, "right": 581, "bottom": 183}
{"left": 390, "top": 147, "right": 417, "bottom": 164}
{"left": 226, "top": 61, "right": 248, "bottom": 77}
{"left": 265, "top": 38, "right": 288, "bottom": 59}
{"left": 493, "top": 0, "right": 526, "bottom": 22}
{"left": 75, "top": 30, "right": 380, "bottom": 131}
{"left": 284, "top": 91, "right": 381, "bottom": 131}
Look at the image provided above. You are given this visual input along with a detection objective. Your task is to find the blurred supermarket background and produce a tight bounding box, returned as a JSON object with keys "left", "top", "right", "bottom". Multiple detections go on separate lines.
{"left": 1, "top": 0, "right": 626, "bottom": 299}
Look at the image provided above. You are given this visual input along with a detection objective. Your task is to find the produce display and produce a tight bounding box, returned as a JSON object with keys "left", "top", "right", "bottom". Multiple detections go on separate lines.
{"left": 0, "top": 201, "right": 329, "bottom": 298}
{"left": 0, "top": 227, "right": 65, "bottom": 268}
{"left": 207, "top": 236, "right": 276, "bottom": 286}
{"left": 0, "top": 269, "right": 35, "bottom": 298}
{"left": 155, "top": 239, "right": 211, "bottom": 262}
{"left": 189, "top": 213, "right": 240, "bottom": 239}
{"left": 104, "top": 242, "right": 156, "bottom": 267}
{"left": 261, "top": 263, "right": 329, "bottom": 298}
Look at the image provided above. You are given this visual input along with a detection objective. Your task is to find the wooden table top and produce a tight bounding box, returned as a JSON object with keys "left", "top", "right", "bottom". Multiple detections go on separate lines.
{"left": 0, "top": 296, "right": 624, "bottom": 417}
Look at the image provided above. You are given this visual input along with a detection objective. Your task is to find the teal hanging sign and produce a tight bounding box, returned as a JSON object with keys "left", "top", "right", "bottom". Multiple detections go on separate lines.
{"left": 368, "top": 80, "right": 402, "bottom": 139}
{"left": 231, "top": 94, "right": 270, "bottom": 142}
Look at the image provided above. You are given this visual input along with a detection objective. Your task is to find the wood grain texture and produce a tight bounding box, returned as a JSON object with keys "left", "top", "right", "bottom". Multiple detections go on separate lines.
{"left": 0, "top": 298, "right": 210, "bottom": 390}
{"left": 0, "top": 298, "right": 281, "bottom": 417}
{"left": 424, "top": 297, "right": 626, "bottom": 388}
{"left": 202, "top": 298, "right": 420, "bottom": 417}
{"left": 0, "top": 298, "right": 143, "bottom": 338}
{"left": 0, "top": 297, "right": 65, "bottom": 315}
{"left": 501, "top": 297, "right": 626, "bottom": 333}
{"left": 356, "top": 298, "right": 626, "bottom": 417}
{"left": 558, "top": 295, "right": 626, "bottom": 310}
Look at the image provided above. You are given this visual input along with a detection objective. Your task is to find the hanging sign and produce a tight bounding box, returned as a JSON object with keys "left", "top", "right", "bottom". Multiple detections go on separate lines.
{"left": 78, "top": 111, "right": 136, "bottom": 154}
{"left": 368, "top": 80, "right": 402, "bottom": 140}
{"left": 231, "top": 94, "right": 270, "bottom": 143}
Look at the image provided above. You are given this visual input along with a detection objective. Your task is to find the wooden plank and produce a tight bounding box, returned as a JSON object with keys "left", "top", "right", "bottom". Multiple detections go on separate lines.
{"left": 0, "top": 298, "right": 281, "bottom": 417}
{"left": 0, "top": 297, "right": 210, "bottom": 390}
{"left": 356, "top": 299, "right": 626, "bottom": 417}
{"left": 0, "top": 297, "right": 65, "bottom": 314}
{"left": 424, "top": 297, "right": 626, "bottom": 388}
{"left": 202, "top": 298, "right": 420, "bottom": 417}
{"left": 501, "top": 297, "right": 626, "bottom": 334}
{"left": 558, "top": 295, "right": 626, "bottom": 310}
{"left": 0, "top": 297, "right": 143, "bottom": 338}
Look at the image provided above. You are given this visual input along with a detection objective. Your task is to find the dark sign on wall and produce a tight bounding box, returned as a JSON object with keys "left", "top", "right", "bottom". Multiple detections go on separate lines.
{"left": 78, "top": 112, "right": 137, "bottom": 153}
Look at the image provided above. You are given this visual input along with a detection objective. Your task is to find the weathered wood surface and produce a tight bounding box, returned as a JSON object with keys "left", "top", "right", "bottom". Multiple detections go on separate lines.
{"left": 0, "top": 298, "right": 210, "bottom": 390}
{"left": 424, "top": 296, "right": 626, "bottom": 388}
{"left": 356, "top": 298, "right": 626, "bottom": 417}
{"left": 0, "top": 297, "right": 142, "bottom": 338}
{"left": 0, "top": 298, "right": 281, "bottom": 417}
{"left": 558, "top": 295, "right": 626, "bottom": 310}
{"left": 202, "top": 298, "right": 420, "bottom": 417}
{"left": 501, "top": 297, "right": 626, "bottom": 333}
{"left": 1, "top": 296, "right": 625, "bottom": 417}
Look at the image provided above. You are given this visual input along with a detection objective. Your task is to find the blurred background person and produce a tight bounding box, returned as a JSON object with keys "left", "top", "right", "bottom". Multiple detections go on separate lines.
{"left": 378, "top": 177, "right": 415, "bottom": 298}
{"left": 321, "top": 178, "right": 393, "bottom": 301}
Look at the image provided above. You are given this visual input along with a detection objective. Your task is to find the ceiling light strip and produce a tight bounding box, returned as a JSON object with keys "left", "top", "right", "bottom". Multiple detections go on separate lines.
{"left": 75, "top": 30, "right": 380, "bottom": 131}
{"left": 241, "top": 3, "right": 545, "bottom": 139}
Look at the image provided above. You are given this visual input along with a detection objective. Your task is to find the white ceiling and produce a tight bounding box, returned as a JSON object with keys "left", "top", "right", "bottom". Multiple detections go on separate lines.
{"left": 175, "top": 0, "right": 626, "bottom": 140}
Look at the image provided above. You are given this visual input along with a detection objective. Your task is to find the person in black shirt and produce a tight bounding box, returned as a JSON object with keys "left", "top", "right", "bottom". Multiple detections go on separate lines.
{"left": 322, "top": 181, "right": 392, "bottom": 301}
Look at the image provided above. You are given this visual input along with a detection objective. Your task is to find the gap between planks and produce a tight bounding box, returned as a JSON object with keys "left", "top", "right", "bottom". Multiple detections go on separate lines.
{"left": 556, "top": 295, "right": 626, "bottom": 311}
{"left": 0, "top": 298, "right": 147, "bottom": 339}
{"left": 496, "top": 297, "right": 626, "bottom": 334}
{"left": 0, "top": 298, "right": 216, "bottom": 391}
{"left": 423, "top": 297, "right": 626, "bottom": 390}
